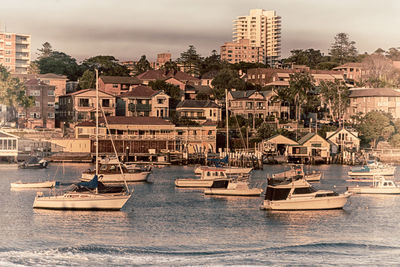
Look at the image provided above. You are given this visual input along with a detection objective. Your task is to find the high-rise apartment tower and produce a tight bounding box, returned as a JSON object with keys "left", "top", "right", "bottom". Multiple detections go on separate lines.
{"left": 233, "top": 9, "right": 281, "bottom": 66}
{"left": 0, "top": 32, "right": 31, "bottom": 74}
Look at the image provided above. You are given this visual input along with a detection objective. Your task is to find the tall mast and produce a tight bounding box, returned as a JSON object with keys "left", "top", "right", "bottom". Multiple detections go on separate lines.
{"left": 225, "top": 88, "right": 229, "bottom": 153}
{"left": 95, "top": 69, "right": 99, "bottom": 177}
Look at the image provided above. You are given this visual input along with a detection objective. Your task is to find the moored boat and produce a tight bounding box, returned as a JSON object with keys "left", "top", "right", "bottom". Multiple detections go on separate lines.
{"left": 204, "top": 178, "right": 263, "bottom": 196}
{"left": 81, "top": 163, "right": 151, "bottom": 183}
{"left": 348, "top": 160, "right": 396, "bottom": 177}
{"left": 194, "top": 165, "right": 252, "bottom": 176}
{"left": 11, "top": 180, "right": 56, "bottom": 189}
{"left": 272, "top": 165, "right": 321, "bottom": 182}
{"left": 175, "top": 167, "right": 228, "bottom": 188}
{"left": 18, "top": 157, "right": 48, "bottom": 169}
{"left": 347, "top": 176, "right": 400, "bottom": 194}
{"left": 261, "top": 177, "right": 351, "bottom": 210}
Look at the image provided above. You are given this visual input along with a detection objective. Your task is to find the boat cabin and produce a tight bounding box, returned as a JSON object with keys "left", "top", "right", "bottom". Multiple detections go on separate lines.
{"left": 201, "top": 168, "right": 228, "bottom": 179}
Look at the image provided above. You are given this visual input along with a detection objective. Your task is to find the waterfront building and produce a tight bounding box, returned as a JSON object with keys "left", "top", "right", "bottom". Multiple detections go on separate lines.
{"left": 227, "top": 90, "right": 289, "bottom": 120}
{"left": 347, "top": 88, "right": 400, "bottom": 120}
{"left": 98, "top": 75, "right": 142, "bottom": 96}
{"left": 288, "top": 132, "right": 331, "bottom": 163}
{"left": 18, "top": 79, "right": 55, "bottom": 129}
{"left": 233, "top": 9, "right": 281, "bottom": 66}
{"left": 0, "top": 130, "right": 18, "bottom": 162}
{"left": 58, "top": 89, "right": 116, "bottom": 124}
{"left": 220, "top": 39, "right": 264, "bottom": 64}
{"left": 74, "top": 116, "right": 217, "bottom": 155}
{"left": 119, "top": 85, "right": 170, "bottom": 118}
{"left": 0, "top": 32, "right": 30, "bottom": 74}
{"left": 176, "top": 100, "right": 221, "bottom": 123}
{"left": 260, "top": 134, "right": 298, "bottom": 155}
{"left": 326, "top": 128, "right": 360, "bottom": 153}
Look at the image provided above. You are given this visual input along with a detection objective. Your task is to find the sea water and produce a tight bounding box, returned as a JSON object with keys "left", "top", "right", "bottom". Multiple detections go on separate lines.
{"left": 1, "top": 163, "right": 400, "bottom": 266}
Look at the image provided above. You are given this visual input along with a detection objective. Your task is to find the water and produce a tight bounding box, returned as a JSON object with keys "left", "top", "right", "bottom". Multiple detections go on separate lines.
{"left": 1, "top": 164, "right": 400, "bottom": 266}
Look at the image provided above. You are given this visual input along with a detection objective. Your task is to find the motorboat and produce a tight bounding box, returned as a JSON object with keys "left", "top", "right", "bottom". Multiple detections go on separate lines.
{"left": 272, "top": 165, "right": 321, "bottom": 182}
{"left": 348, "top": 160, "right": 396, "bottom": 177}
{"left": 347, "top": 176, "right": 400, "bottom": 194}
{"left": 33, "top": 175, "right": 131, "bottom": 210}
{"left": 33, "top": 69, "right": 132, "bottom": 211}
{"left": 11, "top": 180, "right": 56, "bottom": 189}
{"left": 194, "top": 165, "right": 252, "bottom": 177}
{"left": 81, "top": 163, "right": 151, "bottom": 183}
{"left": 204, "top": 177, "right": 263, "bottom": 196}
{"left": 260, "top": 176, "right": 351, "bottom": 210}
{"left": 175, "top": 167, "right": 229, "bottom": 188}
{"left": 18, "top": 157, "right": 48, "bottom": 169}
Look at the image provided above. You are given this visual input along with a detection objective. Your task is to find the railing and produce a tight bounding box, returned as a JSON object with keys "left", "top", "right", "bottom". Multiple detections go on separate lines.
{"left": 82, "top": 134, "right": 215, "bottom": 142}
{"left": 128, "top": 103, "right": 151, "bottom": 112}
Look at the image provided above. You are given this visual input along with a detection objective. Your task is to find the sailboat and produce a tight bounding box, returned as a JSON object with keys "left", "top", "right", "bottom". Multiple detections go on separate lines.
{"left": 33, "top": 70, "right": 132, "bottom": 210}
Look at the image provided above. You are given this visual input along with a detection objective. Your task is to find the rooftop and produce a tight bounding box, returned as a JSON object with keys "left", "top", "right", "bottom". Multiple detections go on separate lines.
{"left": 100, "top": 75, "right": 141, "bottom": 85}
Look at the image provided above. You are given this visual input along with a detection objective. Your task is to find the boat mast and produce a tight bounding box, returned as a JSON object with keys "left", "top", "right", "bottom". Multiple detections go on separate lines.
{"left": 225, "top": 88, "right": 229, "bottom": 153}
{"left": 95, "top": 69, "right": 99, "bottom": 178}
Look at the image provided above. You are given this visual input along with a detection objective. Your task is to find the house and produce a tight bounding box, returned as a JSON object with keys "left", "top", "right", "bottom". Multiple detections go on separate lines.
{"left": 136, "top": 70, "right": 200, "bottom": 89}
{"left": 260, "top": 134, "right": 298, "bottom": 155}
{"left": 347, "top": 88, "right": 400, "bottom": 120}
{"left": 74, "top": 116, "right": 217, "bottom": 156}
{"left": 288, "top": 132, "right": 330, "bottom": 163}
{"left": 0, "top": 130, "right": 18, "bottom": 162}
{"left": 18, "top": 79, "right": 55, "bottom": 129}
{"left": 98, "top": 75, "right": 142, "bottom": 96}
{"left": 227, "top": 90, "right": 289, "bottom": 120}
{"left": 176, "top": 100, "right": 221, "bottom": 122}
{"left": 58, "top": 89, "right": 116, "bottom": 124}
{"left": 333, "top": 63, "right": 366, "bottom": 84}
{"left": 118, "top": 85, "right": 170, "bottom": 118}
{"left": 200, "top": 70, "right": 218, "bottom": 88}
{"left": 326, "top": 128, "right": 360, "bottom": 153}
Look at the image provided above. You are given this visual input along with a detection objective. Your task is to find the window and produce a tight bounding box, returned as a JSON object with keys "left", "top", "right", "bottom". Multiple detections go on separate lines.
{"left": 30, "top": 112, "right": 40, "bottom": 118}
{"left": 5, "top": 34, "right": 11, "bottom": 39}
{"left": 102, "top": 99, "right": 110, "bottom": 107}
{"left": 48, "top": 102, "right": 55, "bottom": 107}
{"left": 29, "top": 90, "right": 40, "bottom": 96}
{"left": 5, "top": 58, "right": 10, "bottom": 63}
{"left": 157, "top": 98, "right": 165, "bottom": 104}
{"left": 35, "top": 101, "right": 40, "bottom": 107}
{"left": 112, "top": 84, "right": 118, "bottom": 88}
{"left": 79, "top": 98, "right": 89, "bottom": 107}
{"left": 5, "top": 50, "right": 11, "bottom": 55}
{"left": 48, "top": 90, "right": 54, "bottom": 96}
{"left": 47, "top": 112, "right": 55, "bottom": 118}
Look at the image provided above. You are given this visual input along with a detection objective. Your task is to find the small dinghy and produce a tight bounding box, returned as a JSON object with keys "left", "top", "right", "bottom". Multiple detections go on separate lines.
{"left": 11, "top": 180, "right": 56, "bottom": 189}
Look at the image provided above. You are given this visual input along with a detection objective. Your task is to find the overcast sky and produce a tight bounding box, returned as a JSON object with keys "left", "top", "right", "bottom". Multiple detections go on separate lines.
{"left": 1, "top": 0, "right": 399, "bottom": 62}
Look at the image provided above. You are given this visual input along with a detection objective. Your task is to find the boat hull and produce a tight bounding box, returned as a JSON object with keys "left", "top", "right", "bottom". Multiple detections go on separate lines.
{"left": 175, "top": 179, "right": 215, "bottom": 188}
{"left": 33, "top": 193, "right": 131, "bottom": 210}
{"left": 81, "top": 172, "right": 150, "bottom": 183}
{"left": 261, "top": 193, "right": 351, "bottom": 210}
{"left": 194, "top": 166, "right": 252, "bottom": 176}
{"left": 347, "top": 186, "right": 400, "bottom": 194}
{"left": 11, "top": 181, "right": 56, "bottom": 188}
{"left": 305, "top": 172, "right": 321, "bottom": 182}
{"left": 204, "top": 188, "right": 263, "bottom": 196}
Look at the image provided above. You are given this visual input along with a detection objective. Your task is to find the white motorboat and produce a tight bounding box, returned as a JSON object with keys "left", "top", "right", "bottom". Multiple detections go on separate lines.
{"left": 194, "top": 165, "right": 252, "bottom": 177}
{"left": 11, "top": 180, "right": 56, "bottom": 189}
{"left": 81, "top": 163, "right": 150, "bottom": 183}
{"left": 33, "top": 69, "right": 132, "bottom": 211}
{"left": 347, "top": 176, "right": 400, "bottom": 194}
{"left": 204, "top": 178, "right": 263, "bottom": 196}
{"left": 175, "top": 167, "right": 229, "bottom": 188}
{"left": 261, "top": 177, "right": 351, "bottom": 210}
{"left": 348, "top": 160, "right": 396, "bottom": 177}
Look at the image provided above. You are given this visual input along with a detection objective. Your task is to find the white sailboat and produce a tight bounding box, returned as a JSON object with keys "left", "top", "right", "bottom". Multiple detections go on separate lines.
{"left": 33, "top": 70, "right": 132, "bottom": 210}
{"left": 11, "top": 180, "right": 56, "bottom": 189}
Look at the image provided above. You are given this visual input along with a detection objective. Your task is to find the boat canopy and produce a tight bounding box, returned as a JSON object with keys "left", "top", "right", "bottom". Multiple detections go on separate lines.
{"left": 77, "top": 175, "right": 98, "bottom": 189}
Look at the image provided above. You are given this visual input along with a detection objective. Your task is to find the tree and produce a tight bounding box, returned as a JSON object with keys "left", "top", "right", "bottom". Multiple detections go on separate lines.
{"left": 177, "top": 45, "right": 202, "bottom": 77}
{"left": 81, "top": 55, "right": 130, "bottom": 77}
{"left": 161, "top": 60, "right": 178, "bottom": 75}
{"left": 386, "top": 47, "right": 400, "bottom": 60}
{"left": 79, "top": 70, "right": 96, "bottom": 89}
{"left": 148, "top": 80, "right": 181, "bottom": 101}
{"left": 357, "top": 111, "right": 392, "bottom": 148}
{"left": 361, "top": 54, "right": 400, "bottom": 88}
{"left": 257, "top": 122, "right": 277, "bottom": 140}
{"left": 329, "top": 33, "right": 358, "bottom": 64}
{"left": 288, "top": 72, "right": 315, "bottom": 121}
{"left": 134, "top": 55, "right": 152, "bottom": 75}
{"left": 37, "top": 42, "right": 53, "bottom": 59}
{"left": 389, "top": 133, "right": 400, "bottom": 147}
{"left": 319, "top": 79, "right": 350, "bottom": 121}
{"left": 283, "top": 49, "right": 324, "bottom": 69}
{"left": 199, "top": 50, "right": 223, "bottom": 76}
{"left": 211, "top": 68, "right": 245, "bottom": 99}
{"left": 37, "top": 51, "right": 82, "bottom": 80}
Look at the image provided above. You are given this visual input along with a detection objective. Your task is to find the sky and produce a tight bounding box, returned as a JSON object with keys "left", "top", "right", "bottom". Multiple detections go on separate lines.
{"left": 1, "top": 0, "right": 399, "bottom": 62}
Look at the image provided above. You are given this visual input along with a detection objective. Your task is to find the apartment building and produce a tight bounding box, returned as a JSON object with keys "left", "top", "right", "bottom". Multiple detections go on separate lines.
{"left": 347, "top": 88, "right": 400, "bottom": 120}
{"left": 233, "top": 9, "right": 281, "bottom": 66}
{"left": 220, "top": 39, "right": 263, "bottom": 64}
{"left": 18, "top": 79, "right": 55, "bottom": 129}
{"left": 0, "top": 32, "right": 30, "bottom": 74}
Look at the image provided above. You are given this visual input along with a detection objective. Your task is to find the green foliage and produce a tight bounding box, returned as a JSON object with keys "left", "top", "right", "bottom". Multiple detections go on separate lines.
{"left": 211, "top": 68, "right": 245, "bottom": 99}
{"left": 283, "top": 49, "right": 324, "bottom": 69}
{"left": 199, "top": 50, "right": 224, "bottom": 76}
{"left": 389, "top": 133, "right": 400, "bottom": 147}
{"left": 37, "top": 42, "right": 53, "bottom": 59}
{"left": 37, "top": 51, "right": 81, "bottom": 80}
{"left": 357, "top": 111, "right": 392, "bottom": 148}
{"left": 257, "top": 122, "right": 277, "bottom": 140}
{"left": 177, "top": 45, "right": 202, "bottom": 77}
{"left": 329, "top": 33, "right": 358, "bottom": 64}
{"left": 79, "top": 70, "right": 96, "bottom": 89}
{"left": 81, "top": 55, "right": 130, "bottom": 76}
{"left": 134, "top": 55, "right": 152, "bottom": 74}
{"left": 148, "top": 80, "right": 181, "bottom": 101}
{"left": 288, "top": 72, "right": 315, "bottom": 121}
{"left": 315, "top": 61, "right": 339, "bottom": 70}
{"left": 229, "top": 62, "right": 268, "bottom": 73}
{"left": 319, "top": 79, "right": 350, "bottom": 121}
{"left": 196, "top": 91, "right": 209, "bottom": 100}
{"left": 161, "top": 60, "right": 178, "bottom": 75}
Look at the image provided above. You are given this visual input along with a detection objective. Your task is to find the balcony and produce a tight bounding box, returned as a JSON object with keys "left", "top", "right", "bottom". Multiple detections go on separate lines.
{"left": 128, "top": 103, "right": 152, "bottom": 112}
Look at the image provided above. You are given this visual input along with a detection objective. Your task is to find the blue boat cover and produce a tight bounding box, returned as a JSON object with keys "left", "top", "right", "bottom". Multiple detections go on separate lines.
{"left": 77, "top": 175, "right": 98, "bottom": 189}
{"left": 207, "top": 155, "right": 228, "bottom": 167}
